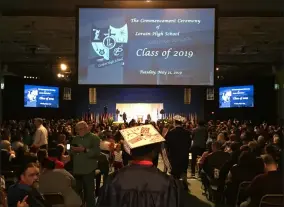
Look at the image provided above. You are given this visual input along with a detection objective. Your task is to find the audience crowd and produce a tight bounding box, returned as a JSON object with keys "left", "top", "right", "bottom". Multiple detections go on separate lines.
{"left": 0, "top": 117, "right": 283, "bottom": 207}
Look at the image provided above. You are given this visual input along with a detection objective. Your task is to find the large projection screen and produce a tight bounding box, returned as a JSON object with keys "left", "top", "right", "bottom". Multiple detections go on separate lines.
{"left": 77, "top": 8, "right": 216, "bottom": 85}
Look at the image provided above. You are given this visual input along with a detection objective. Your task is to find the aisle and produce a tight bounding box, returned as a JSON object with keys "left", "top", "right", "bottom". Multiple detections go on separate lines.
{"left": 157, "top": 157, "right": 214, "bottom": 207}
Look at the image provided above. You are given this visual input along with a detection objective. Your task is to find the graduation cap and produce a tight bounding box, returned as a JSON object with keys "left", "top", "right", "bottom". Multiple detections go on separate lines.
{"left": 119, "top": 124, "right": 165, "bottom": 155}
{"left": 173, "top": 115, "right": 186, "bottom": 122}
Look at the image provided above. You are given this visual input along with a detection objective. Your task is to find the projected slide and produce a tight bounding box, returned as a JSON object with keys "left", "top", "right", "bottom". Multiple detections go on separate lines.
{"left": 24, "top": 85, "right": 59, "bottom": 108}
{"left": 219, "top": 85, "right": 254, "bottom": 108}
{"left": 78, "top": 8, "right": 215, "bottom": 85}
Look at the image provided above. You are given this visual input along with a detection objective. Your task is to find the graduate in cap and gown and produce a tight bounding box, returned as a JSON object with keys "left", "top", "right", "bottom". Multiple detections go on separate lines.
{"left": 165, "top": 115, "right": 192, "bottom": 184}
{"left": 96, "top": 124, "right": 188, "bottom": 207}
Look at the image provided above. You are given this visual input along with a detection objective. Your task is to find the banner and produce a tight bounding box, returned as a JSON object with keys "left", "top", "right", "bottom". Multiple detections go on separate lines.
{"left": 89, "top": 88, "right": 97, "bottom": 104}
{"left": 184, "top": 88, "right": 191, "bottom": 104}
{"left": 63, "top": 87, "right": 71, "bottom": 100}
{"left": 206, "top": 88, "right": 214, "bottom": 100}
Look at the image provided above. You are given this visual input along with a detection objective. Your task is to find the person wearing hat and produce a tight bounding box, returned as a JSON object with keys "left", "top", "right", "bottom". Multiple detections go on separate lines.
{"left": 96, "top": 124, "right": 187, "bottom": 207}
{"left": 165, "top": 115, "right": 192, "bottom": 184}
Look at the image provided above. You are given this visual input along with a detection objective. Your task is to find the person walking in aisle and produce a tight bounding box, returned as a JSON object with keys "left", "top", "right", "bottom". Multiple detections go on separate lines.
{"left": 191, "top": 121, "right": 207, "bottom": 177}
{"left": 165, "top": 115, "right": 192, "bottom": 187}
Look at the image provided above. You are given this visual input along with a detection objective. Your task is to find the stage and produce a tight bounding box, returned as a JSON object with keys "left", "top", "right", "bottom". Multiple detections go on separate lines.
{"left": 116, "top": 103, "right": 163, "bottom": 122}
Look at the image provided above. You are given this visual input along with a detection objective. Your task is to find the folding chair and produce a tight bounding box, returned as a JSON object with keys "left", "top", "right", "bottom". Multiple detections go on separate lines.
{"left": 259, "top": 194, "right": 284, "bottom": 207}
{"left": 235, "top": 181, "right": 251, "bottom": 207}
{"left": 43, "top": 192, "right": 64, "bottom": 206}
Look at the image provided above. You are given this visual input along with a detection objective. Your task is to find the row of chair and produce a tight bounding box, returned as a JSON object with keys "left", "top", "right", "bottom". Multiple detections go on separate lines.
{"left": 206, "top": 179, "right": 283, "bottom": 207}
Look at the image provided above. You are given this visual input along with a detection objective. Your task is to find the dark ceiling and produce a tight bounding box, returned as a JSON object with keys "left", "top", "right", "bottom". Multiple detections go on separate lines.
{"left": 0, "top": 0, "right": 283, "bottom": 79}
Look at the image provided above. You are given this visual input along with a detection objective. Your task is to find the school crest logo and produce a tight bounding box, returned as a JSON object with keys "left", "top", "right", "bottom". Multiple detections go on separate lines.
{"left": 91, "top": 24, "right": 128, "bottom": 68}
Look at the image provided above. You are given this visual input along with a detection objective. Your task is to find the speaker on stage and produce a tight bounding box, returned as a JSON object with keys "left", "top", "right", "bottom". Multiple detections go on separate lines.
{"left": 89, "top": 88, "right": 97, "bottom": 104}
{"left": 184, "top": 88, "right": 191, "bottom": 104}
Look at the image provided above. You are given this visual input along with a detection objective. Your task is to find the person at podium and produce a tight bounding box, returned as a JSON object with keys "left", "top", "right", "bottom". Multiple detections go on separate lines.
{"left": 147, "top": 114, "right": 152, "bottom": 122}
{"left": 122, "top": 112, "right": 127, "bottom": 123}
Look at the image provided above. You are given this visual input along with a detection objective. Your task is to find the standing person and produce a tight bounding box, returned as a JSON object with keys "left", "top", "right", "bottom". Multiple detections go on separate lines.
{"left": 31, "top": 118, "right": 48, "bottom": 150}
{"left": 96, "top": 124, "right": 188, "bottom": 207}
{"left": 122, "top": 112, "right": 127, "bottom": 123}
{"left": 113, "top": 144, "right": 123, "bottom": 171}
{"left": 165, "top": 115, "right": 192, "bottom": 185}
{"left": 191, "top": 120, "right": 207, "bottom": 177}
{"left": 71, "top": 121, "right": 100, "bottom": 207}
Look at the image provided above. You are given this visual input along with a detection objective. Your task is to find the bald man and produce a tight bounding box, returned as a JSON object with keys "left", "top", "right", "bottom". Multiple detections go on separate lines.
{"left": 71, "top": 121, "right": 100, "bottom": 207}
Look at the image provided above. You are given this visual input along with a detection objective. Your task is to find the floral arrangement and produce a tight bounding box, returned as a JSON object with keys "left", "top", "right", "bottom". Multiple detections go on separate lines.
{"left": 107, "top": 116, "right": 114, "bottom": 126}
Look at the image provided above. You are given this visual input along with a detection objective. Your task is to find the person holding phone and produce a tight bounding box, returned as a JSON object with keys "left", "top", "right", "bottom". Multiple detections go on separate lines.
{"left": 71, "top": 121, "right": 100, "bottom": 207}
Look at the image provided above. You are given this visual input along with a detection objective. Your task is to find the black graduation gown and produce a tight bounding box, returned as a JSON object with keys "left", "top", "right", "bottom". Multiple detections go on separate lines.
{"left": 96, "top": 164, "right": 187, "bottom": 207}
{"left": 165, "top": 127, "right": 192, "bottom": 177}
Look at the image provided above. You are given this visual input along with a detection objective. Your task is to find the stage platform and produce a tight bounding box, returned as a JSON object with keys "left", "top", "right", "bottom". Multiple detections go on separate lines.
{"left": 116, "top": 103, "right": 163, "bottom": 123}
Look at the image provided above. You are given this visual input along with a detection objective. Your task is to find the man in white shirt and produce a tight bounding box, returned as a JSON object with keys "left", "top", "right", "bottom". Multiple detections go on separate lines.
{"left": 32, "top": 118, "right": 48, "bottom": 149}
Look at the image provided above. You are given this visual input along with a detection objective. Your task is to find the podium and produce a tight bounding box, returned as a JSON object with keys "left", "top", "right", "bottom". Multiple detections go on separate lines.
{"left": 137, "top": 115, "right": 144, "bottom": 123}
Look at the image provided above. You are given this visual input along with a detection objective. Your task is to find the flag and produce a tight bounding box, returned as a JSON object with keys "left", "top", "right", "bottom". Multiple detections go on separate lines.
{"left": 96, "top": 114, "right": 99, "bottom": 123}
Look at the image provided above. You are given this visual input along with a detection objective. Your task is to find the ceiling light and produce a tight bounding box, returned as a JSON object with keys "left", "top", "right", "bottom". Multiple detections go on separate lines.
{"left": 57, "top": 73, "right": 62, "bottom": 78}
{"left": 60, "top": 63, "right": 67, "bottom": 71}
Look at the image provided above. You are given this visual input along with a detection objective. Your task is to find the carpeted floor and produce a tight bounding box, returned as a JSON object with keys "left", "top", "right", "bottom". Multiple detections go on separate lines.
{"left": 157, "top": 157, "right": 214, "bottom": 206}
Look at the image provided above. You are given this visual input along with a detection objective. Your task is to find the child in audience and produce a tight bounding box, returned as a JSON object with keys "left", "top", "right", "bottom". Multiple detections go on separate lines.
{"left": 113, "top": 144, "right": 123, "bottom": 171}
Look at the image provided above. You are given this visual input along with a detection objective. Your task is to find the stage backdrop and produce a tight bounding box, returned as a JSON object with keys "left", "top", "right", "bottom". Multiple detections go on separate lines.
{"left": 116, "top": 103, "right": 164, "bottom": 122}
{"left": 1, "top": 76, "right": 205, "bottom": 120}
{"left": 73, "top": 86, "right": 205, "bottom": 120}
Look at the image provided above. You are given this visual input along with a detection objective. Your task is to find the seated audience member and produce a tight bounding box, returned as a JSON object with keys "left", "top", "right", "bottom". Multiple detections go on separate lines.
{"left": 240, "top": 154, "right": 283, "bottom": 207}
{"left": 22, "top": 128, "right": 33, "bottom": 147}
{"left": 272, "top": 134, "right": 281, "bottom": 150}
{"left": 12, "top": 146, "right": 37, "bottom": 167}
{"left": 217, "top": 133, "right": 226, "bottom": 144}
{"left": 1, "top": 140, "right": 15, "bottom": 170}
{"left": 256, "top": 136, "right": 266, "bottom": 154}
{"left": 39, "top": 158, "right": 82, "bottom": 207}
{"left": 225, "top": 151, "right": 264, "bottom": 205}
{"left": 197, "top": 141, "right": 213, "bottom": 170}
{"left": 264, "top": 144, "right": 281, "bottom": 166}
{"left": 57, "top": 134, "right": 67, "bottom": 145}
{"left": 248, "top": 141, "right": 258, "bottom": 155}
{"left": 56, "top": 144, "right": 70, "bottom": 164}
{"left": 223, "top": 134, "right": 237, "bottom": 151}
{"left": 202, "top": 141, "right": 230, "bottom": 179}
{"left": 47, "top": 148, "right": 64, "bottom": 169}
{"left": 7, "top": 163, "right": 48, "bottom": 207}
{"left": 37, "top": 149, "right": 48, "bottom": 167}
{"left": 11, "top": 132, "right": 24, "bottom": 152}
{"left": 218, "top": 142, "right": 242, "bottom": 188}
